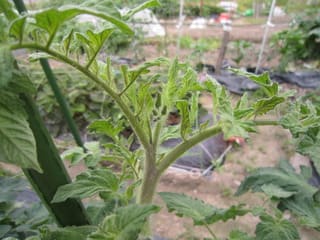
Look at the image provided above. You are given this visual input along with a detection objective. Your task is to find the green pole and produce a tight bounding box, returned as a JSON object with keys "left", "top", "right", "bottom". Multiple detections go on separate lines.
{"left": 13, "top": 0, "right": 86, "bottom": 150}
{"left": 39, "top": 59, "right": 85, "bottom": 148}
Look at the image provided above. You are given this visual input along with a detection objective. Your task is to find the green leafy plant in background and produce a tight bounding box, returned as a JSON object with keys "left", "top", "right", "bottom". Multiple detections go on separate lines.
{"left": 0, "top": 176, "right": 51, "bottom": 239}
{"left": 1, "top": 0, "right": 320, "bottom": 239}
{"left": 25, "top": 65, "right": 121, "bottom": 136}
{"left": 184, "top": 4, "right": 224, "bottom": 18}
{"left": 271, "top": 8, "right": 320, "bottom": 71}
{"left": 229, "top": 40, "right": 252, "bottom": 67}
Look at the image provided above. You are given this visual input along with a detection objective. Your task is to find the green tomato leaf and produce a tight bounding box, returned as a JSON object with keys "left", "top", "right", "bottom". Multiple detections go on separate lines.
{"left": 159, "top": 125, "right": 180, "bottom": 143}
{"left": 0, "top": 46, "right": 14, "bottom": 88}
{"left": 122, "top": 0, "right": 161, "bottom": 20}
{"left": 159, "top": 192, "right": 215, "bottom": 225}
{"left": 76, "top": 28, "right": 114, "bottom": 63}
{"left": 6, "top": 71, "right": 36, "bottom": 95}
{"left": 86, "top": 201, "right": 117, "bottom": 225}
{"left": 0, "top": 225, "right": 11, "bottom": 238}
{"left": 62, "top": 29, "right": 74, "bottom": 55}
{"left": 260, "top": 184, "right": 297, "bottom": 198}
{"left": 10, "top": 6, "right": 133, "bottom": 45}
{"left": 88, "top": 119, "right": 123, "bottom": 142}
{"left": 252, "top": 96, "right": 285, "bottom": 116}
{"left": 0, "top": 97, "right": 41, "bottom": 172}
{"left": 33, "top": 8, "right": 71, "bottom": 36}
{"left": 52, "top": 169, "right": 120, "bottom": 202}
{"left": 159, "top": 192, "right": 249, "bottom": 226}
{"left": 163, "top": 58, "right": 179, "bottom": 108}
{"left": 61, "top": 141, "right": 101, "bottom": 167}
{"left": 236, "top": 160, "right": 317, "bottom": 198}
{"left": 136, "top": 82, "right": 154, "bottom": 120}
{"left": 255, "top": 214, "right": 300, "bottom": 240}
{"left": 230, "top": 69, "right": 279, "bottom": 97}
{"left": 280, "top": 101, "right": 320, "bottom": 173}
{"left": 0, "top": 176, "right": 29, "bottom": 202}
{"left": 190, "top": 92, "right": 199, "bottom": 127}
{"left": 0, "top": 0, "right": 18, "bottom": 21}
{"left": 177, "top": 67, "right": 202, "bottom": 98}
{"left": 280, "top": 101, "right": 320, "bottom": 137}
{"left": 70, "top": 7, "right": 133, "bottom": 35}
{"left": 61, "top": 146, "right": 86, "bottom": 165}
{"left": 39, "top": 226, "right": 97, "bottom": 240}
{"left": 88, "top": 204, "right": 160, "bottom": 240}
{"left": 176, "top": 100, "right": 191, "bottom": 140}
{"left": 204, "top": 79, "right": 224, "bottom": 122}
{"left": 9, "top": 16, "right": 26, "bottom": 43}
{"left": 279, "top": 196, "right": 320, "bottom": 230}
{"left": 33, "top": 7, "right": 132, "bottom": 36}
{"left": 296, "top": 127, "right": 320, "bottom": 173}
{"left": 220, "top": 111, "right": 255, "bottom": 139}
{"left": 204, "top": 204, "right": 249, "bottom": 225}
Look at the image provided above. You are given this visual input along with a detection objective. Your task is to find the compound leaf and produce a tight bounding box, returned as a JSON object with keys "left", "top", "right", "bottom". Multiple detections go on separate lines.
{"left": 159, "top": 192, "right": 214, "bottom": 225}
{"left": 279, "top": 196, "right": 320, "bottom": 231}
{"left": 255, "top": 214, "right": 300, "bottom": 240}
{"left": 88, "top": 204, "right": 160, "bottom": 240}
{"left": 52, "top": 169, "right": 120, "bottom": 202}
{"left": 252, "top": 96, "right": 285, "bottom": 116}
{"left": 260, "top": 184, "right": 296, "bottom": 198}
{"left": 159, "top": 192, "right": 249, "bottom": 226}
{"left": 176, "top": 100, "right": 191, "bottom": 140}
{"left": 88, "top": 119, "right": 123, "bottom": 142}
{"left": 205, "top": 204, "right": 249, "bottom": 225}
{"left": 236, "top": 160, "right": 317, "bottom": 198}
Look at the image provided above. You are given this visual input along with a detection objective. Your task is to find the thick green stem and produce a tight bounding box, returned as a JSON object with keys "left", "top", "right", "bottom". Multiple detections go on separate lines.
{"left": 156, "top": 119, "right": 279, "bottom": 175}
{"left": 137, "top": 145, "right": 160, "bottom": 204}
{"left": 11, "top": 43, "right": 150, "bottom": 150}
{"left": 158, "top": 125, "right": 222, "bottom": 174}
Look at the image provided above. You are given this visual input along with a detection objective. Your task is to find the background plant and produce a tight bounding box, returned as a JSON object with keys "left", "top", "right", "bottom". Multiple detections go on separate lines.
{"left": 271, "top": 8, "right": 320, "bottom": 71}
{"left": 229, "top": 40, "right": 252, "bottom": 67}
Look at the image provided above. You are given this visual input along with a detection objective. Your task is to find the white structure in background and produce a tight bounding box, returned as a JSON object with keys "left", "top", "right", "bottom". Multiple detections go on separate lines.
{"left": 273, "top": 6, "right": 286, "bottom": 17}
{"left": 190, "top": 17, "right": 208, "bottom": 29}
{"left": 218, "top": 1, "right": 238, "bottom": 12}
{"left": 130, "top": 9, "right": 165, "bottom": 37}
{"left": 77, "top": 14, "right": 99, "bottom": 25}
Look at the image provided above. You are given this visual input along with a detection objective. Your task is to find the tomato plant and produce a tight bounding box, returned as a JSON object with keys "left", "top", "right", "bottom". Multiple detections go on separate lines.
{"left": 1, "top": 0, "right": 320, "bottom": 239}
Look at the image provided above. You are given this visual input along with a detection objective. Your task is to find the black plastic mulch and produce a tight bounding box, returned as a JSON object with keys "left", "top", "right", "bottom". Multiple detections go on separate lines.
{"left": 208, "top": 69, "right": 320, "bottom": 95}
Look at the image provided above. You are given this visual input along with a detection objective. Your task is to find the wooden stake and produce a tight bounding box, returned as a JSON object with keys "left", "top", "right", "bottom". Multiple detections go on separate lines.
{"left": 216, "top": 30, "right": 230, "bottom": 75}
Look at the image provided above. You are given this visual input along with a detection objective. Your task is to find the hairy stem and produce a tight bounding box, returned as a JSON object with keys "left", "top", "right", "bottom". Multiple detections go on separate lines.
{"left": 158, "top": 125, "right": 222, "bottom": 174}
{"left": 137, "top": 145, "right": 160, "bottom": 204}
{"left": 11, "top": 43, "right": 150, "bottom": 150}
